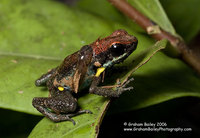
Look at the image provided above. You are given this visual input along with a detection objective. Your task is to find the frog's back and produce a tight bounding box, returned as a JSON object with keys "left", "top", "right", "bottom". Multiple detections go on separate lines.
{"left": 57, "top": 51, "right": 79, "bottom": 79}
{"left": 49, "top": 45, "right": 95, "bottom": 94}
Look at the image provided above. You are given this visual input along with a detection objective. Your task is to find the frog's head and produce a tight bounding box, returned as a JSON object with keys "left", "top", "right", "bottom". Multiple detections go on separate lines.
{"left": 91, "top": 29, "right": 138, "bottom": 68}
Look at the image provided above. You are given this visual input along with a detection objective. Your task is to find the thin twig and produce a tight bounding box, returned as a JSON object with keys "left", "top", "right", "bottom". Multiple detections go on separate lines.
{"left": 108, "top": 0, "right": 200, "bottom": 75}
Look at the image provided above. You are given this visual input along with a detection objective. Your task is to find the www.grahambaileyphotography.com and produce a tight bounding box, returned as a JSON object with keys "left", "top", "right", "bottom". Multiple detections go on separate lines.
{"left": 124, "top": 127, "right": 192, "bottom": 132}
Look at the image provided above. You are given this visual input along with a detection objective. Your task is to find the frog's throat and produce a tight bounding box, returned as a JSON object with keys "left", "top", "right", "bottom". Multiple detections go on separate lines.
{"left": 103, "top": 53, "right": 127, "bottom": 68}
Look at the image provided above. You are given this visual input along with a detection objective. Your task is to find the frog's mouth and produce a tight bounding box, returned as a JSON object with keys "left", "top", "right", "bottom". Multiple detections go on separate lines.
{"left": 103, "top": 41, "right": 138, "bottom": 68}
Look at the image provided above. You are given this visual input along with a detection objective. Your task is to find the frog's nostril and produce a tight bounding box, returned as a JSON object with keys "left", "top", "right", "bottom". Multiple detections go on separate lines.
{"left": 129, "top": 41, "right": 137, "bottom": 51}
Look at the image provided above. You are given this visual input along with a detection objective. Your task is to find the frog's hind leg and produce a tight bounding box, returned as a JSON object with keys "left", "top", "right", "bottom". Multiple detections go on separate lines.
{"left": 32, "top": 92, "right": 92, "bottom": 124}
{"left": 35, "top": 68, "right": 57, "bottom": 86}
{"left": 32, "top": 99, "right": 77, "bottom": 124}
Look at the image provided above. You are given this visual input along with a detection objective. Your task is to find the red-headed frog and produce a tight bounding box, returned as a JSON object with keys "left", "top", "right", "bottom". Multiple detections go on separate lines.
{"left": 32, "top": 29, "right": 138, "bottom": 125}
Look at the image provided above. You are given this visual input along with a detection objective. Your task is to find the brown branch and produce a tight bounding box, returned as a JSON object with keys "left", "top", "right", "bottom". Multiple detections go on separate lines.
{"left": 108, "top": 0, "right": 200, "bottom": 75}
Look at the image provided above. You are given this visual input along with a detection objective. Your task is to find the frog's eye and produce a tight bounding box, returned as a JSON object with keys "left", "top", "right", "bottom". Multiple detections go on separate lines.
{"left": 58, "top": 86, "right": 64, "bottom": 91}
{"left": 110, "top": 43, "right": 125, "bottom": 57}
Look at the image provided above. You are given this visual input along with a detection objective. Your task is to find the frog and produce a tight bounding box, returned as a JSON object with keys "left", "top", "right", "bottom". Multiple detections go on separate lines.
{"left": 32, "top": 29, "right": 138, "bottom": 125}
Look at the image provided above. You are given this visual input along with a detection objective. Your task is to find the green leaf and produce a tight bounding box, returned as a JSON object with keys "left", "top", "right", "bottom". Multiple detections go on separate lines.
{"left": 128, "top": 0, "right": 177, "bottom": 36}
{"left": 160, "top": 0, "right": 200, "bottom": 43}
{"left": 76, "top": 0, "right": 145, "bottom": 33}
{"left": 76, "top": 0, "right": 126, "bottom": 24}
{"left": 0, "top": 0, "right": 113, "bottom": 58}
{"left": 0, "top": 55, "right": 59, "bottom": 114}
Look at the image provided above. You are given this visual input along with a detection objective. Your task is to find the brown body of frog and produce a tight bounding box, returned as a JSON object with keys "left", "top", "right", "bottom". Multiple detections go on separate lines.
{"left": 32, "top": 29, "right": 138, "bottom": 124}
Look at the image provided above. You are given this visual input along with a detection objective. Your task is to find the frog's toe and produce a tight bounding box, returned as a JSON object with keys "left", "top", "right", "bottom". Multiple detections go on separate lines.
{"left": 82, "top": 109, "right": 93, "bottom": 114}
{"left": 116, "top": 77, "right": 134, "bottom": 88}
{"left": 54, "top": 114, "right": 76, "bottom": 125}
{"left": 68, "top": 117, "right": 76, "bottom": 125}
{"left": 118, "top": 86, "right": 133, "bottom": 93}
{"left": 121, "top": 77, "right": 134, "bottom": 88}
{"left": 53, "top": 109, "right": 92, "bottom": 124}
{"left": 121, "top": 86, "right": 133, "bottom": 91}
{"left": 116, "top": 78, "right": 134, "bottom": 95}
{"left": 69, "top": 109, "right": 93, "bottom": 116}
{"left": 65, "top": 109, "right": 92, "bottom": 120}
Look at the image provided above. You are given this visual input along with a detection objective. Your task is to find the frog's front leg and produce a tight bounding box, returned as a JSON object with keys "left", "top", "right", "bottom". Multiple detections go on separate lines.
{"left": 89, "top": 75, "right": 133, "bottom": 97}
{"left": 35, "top": 67, "right": 57, "bottom": 86}
{"left": 32, "top": 92, "right": 91, "bottom": 124}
